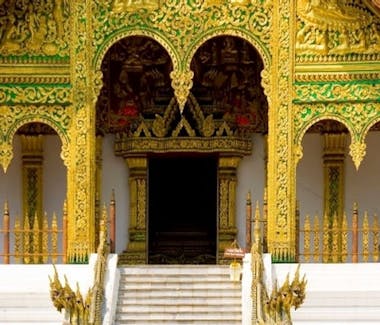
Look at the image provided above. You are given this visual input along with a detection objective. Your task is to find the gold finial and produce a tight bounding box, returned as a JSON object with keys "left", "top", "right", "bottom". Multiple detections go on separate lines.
{"left": 63, "top": 199, "right": 67, "bottom": 215}
{"left": 247, "top": 191, "right": 251, "bottom": 204}
{"left": 253, "top": 201, "right": 261, "bottom": 251}
{"left": 4, "top": 201, "right": 9, "bottom": 215}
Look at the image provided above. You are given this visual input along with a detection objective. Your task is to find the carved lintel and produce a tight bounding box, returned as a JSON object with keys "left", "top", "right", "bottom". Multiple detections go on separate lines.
{"left": 114, "top": 136, "right": 252, "bottom": 156}
{"left": 170, "top": 70, "right": 194, "bottom": 114}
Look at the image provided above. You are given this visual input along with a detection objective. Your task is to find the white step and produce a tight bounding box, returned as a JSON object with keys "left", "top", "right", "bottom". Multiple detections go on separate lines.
{"left": 272, "top": 263, "right": 380, "bottom": 325}
{"left": 0, "top": 263, "right": 95, "bottom": 325}
{"left": 115, "top": 265, "right": 242, "bottom": 325}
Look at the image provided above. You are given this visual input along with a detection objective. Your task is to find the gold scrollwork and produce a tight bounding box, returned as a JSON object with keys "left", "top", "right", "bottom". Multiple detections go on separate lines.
{"left": 0, "top": 142, "right": 14, "bottom": 173}
{"left": 349, "top": 141, "right": 367, "bottom": 170}
{"left": 170, "top": 70, "right": 194, "bottom": 114}
{"left": 112, "top": 0, "right": 161, "bottom": 12}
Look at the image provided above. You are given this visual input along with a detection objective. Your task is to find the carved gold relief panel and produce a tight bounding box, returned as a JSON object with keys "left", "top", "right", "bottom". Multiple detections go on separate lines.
{"left": 296, "top": 0, "right": 380, "bottom": 58}
{"left": 0, "top": 0, "right": 70, "bottom": 58}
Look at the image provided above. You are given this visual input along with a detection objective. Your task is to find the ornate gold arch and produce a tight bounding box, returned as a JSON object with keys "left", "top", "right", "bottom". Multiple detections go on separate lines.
{"left": 0, "top": 105, "right": 70, "bottom": 172}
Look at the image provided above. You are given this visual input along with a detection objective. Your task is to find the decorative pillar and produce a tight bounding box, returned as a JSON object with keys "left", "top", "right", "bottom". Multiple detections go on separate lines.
{"left": 21, "top": 135, "right": 44, "bottom": 224}
{"left": 118, "top": 156, "right": 148, "bottom": 264}
{"left": 67, "top": 1, "right": 96, "bottom": 263}
{"left": 267, "top": 0, "right": 296, "bottom": 262}
{"left": 323, "top": 132, "right": 346, "bottom": 261}
{"left": 218, "top": 155, "right": 241, "bottom": 264}
{"left": 21, "top": 135, "right": 43, "bottom": 263}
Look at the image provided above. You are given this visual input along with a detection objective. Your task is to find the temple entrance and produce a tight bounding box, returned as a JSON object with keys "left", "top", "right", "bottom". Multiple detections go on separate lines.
{"left": 148, "top": 154, "right": 217, "bottom": 264}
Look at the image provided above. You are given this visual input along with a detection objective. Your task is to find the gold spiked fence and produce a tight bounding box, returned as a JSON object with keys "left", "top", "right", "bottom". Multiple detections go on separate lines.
{"left": 299, "top": 203, "right": 380, "bottom": 263}
{"left": 0, "top": 202, "right": 67, "bottom": 264}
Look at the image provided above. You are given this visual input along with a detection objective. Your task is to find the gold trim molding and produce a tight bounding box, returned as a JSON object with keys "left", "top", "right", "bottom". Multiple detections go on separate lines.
{"left": 115, "top": 136, "right": 252, "bottom": 156}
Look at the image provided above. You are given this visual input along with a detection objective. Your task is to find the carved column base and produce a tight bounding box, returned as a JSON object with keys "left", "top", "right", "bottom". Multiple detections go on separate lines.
{"left": 218, "top": 227, "right": 238, "bottom": 264}
{"left": 118, "top": 229, "right": 147, "bottom": 265}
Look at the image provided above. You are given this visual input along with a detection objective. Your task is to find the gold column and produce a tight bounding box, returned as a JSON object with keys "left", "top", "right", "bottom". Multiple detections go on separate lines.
{"left": 67, "top": 1, "right": 96, "bottom": 263}
{"left": 218, "top": 155, "right": 241, "bottom": 264}
{"left": 21, "top": 135, "right": 43, "bottom": 263}
{"left": 323, "top": 133, "right": 346, "bottom": 261}
{"left": 118, "top": 156, "right": 147, "bottom": 264}
{"left": 21, "top": 135, "right": 43, "bottom": 223}
{"left": 266, "top": 0, "right": 296, "bottom": 262}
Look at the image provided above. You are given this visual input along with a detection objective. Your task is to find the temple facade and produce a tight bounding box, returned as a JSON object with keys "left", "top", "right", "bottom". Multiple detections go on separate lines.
{"left": 0, "top": 0, "right": 380, "bottom": 265}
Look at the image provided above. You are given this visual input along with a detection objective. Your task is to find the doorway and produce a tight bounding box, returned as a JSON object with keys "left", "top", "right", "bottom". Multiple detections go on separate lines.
{"left": 148, "top": 154, "right": 217, "bottom": 264}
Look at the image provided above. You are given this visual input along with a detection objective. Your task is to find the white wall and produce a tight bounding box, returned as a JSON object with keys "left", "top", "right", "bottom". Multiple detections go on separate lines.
{"left": 345, "top": 131, "right": 380, "bottom": 217}
{"left": 236, "top": 134, "right": 266, "bottom": 248}
{"left": 296, "top": 132, "right": 380, "bottom": 261}
{"left": 101, "top": 134, "right": 129, "bottom": 254}
{"left": 296, "top": 134, "right": 324, "bottom": 219}
{"left": 297, "top": 131, "right": 380, "bottom": 218}
{"left": 0, "top": 136, "right": 22, "bottom": 219}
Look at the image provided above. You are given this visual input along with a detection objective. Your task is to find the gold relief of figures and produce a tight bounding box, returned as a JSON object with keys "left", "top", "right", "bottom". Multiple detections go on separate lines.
{"left": 296, "top": 0, "right": 380, "bottom": 56}
{"left": 0, "top": 0, "right": 69, "bottom": 56}
{"left": 96, "top": 36, "right": 173, "bottom": 133}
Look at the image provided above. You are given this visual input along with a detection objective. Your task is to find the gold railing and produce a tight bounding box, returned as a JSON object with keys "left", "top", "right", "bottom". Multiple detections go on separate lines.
{"left": 0, "top": 201, "right": 67, "bottom": 264}
{"left": 299, "top": 203, "right": 380, "bottom": 263}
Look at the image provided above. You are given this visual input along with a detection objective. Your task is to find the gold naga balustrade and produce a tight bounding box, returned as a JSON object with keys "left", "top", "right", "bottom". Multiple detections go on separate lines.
{"left": 250, "top": 193, "right": 307, "bottom": 324}
{"left": 49, "top": 206, "right": 110, "bottom": 325}
{"left": 299, "top": 203, "right": 380, "bottom": 263}
{"left": 0, "top": 201, "right": 67, "bottom": 264}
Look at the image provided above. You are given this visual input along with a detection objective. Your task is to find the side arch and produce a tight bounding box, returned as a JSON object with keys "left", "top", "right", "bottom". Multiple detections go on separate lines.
{"left": 5, "top": 117, "right": 69, "bottom": 146}
{"left": 295, "top": 115, "right": 355, "bottom": 148}
{"left": 5, "top": 117, "right": 70, "bottom": 168}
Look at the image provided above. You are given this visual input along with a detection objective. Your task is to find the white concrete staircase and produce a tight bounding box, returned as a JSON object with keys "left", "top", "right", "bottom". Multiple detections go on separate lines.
{"left": 242, "top": 255, "right": 380, "bottom": 325}
{"left": 0, "top": 263, "right": 94, "bottom": 325}
{"left": 275, "top": 263, "right": 380, "bottom": 325}
{"left": 0, "top": 292, "right": 62, "bottom": 324}
{"left": 115, "top": 265, "right": 242, "bottom": 325}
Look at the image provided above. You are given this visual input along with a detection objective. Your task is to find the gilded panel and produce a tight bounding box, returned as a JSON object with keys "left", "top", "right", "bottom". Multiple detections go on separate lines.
{"left": 295, "top": 0, "right": 380, "bottom": 60}
{"left": 0, "top": 85, "right": 71, "bottom": 106}
{"left": 294, "top": 81, "right": 380, "bottom": 104}
{"left": 92, "top": 0, "right": 272, "bottom": 71}
{"left": 0, "top": 0, "right": 70, "bottom": 60}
